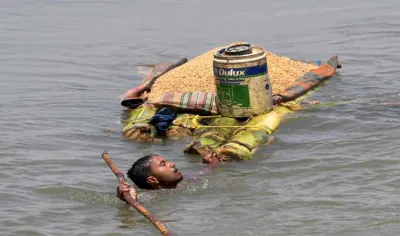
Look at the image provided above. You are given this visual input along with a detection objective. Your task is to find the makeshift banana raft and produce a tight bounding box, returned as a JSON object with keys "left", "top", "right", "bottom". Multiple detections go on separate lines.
{"left": 120, "top": 48, "right": 341, "bottom": 162}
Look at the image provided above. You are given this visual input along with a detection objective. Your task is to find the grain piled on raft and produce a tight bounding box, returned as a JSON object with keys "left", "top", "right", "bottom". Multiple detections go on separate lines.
{"left": 266, "top": 52, "right": 317, "bottom": 94}
{"left": 148, "top": 48, "right": 220, "bottom": 101}
{"left": 148, "top": 46, "right": 317, "bottom": 101}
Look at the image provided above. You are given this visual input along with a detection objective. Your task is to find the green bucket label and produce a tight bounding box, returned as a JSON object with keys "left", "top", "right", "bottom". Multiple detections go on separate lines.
{"left": 216, "top": 83, "right": 250, "bottom": 108}
{"left": 214, "top": 62, "right": 268, "bottom": 110}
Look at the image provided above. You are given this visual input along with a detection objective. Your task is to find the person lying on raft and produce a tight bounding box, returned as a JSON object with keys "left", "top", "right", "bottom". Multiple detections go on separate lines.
{"left": 117, "top": 152, "right": 220, "bottom": 200}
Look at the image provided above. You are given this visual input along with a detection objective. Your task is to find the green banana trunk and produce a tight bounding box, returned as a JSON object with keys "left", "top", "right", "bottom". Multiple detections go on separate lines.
{"left": 216, "top": 106, "right": 293, "bottom": 161}
{"left": 122, "top": 104, "right": 158, "bottom": 142}
{"left": 184, "top": 117, "right": 240, "bottom": 157}
{"left": 166, "top": 125, "right": 193, "bottom": 139}
{"left": 171, "top": 113, "right": 201, "bottom": 130}
{"left": 166, "top": 114, "right": 196, "bottom": 139}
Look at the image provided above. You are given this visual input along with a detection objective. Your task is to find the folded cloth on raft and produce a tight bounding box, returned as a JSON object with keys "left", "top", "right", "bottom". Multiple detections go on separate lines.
{"left": 151, "top": 92, "right": 218, "bottom": 115}
{"left": 149, "top": 107, "right": 177, "bottom": 136}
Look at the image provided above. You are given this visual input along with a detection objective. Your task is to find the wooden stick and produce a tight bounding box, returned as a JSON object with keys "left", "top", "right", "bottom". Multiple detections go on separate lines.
{"left": 101, "top": 151, "right": 171, "bottom": 236}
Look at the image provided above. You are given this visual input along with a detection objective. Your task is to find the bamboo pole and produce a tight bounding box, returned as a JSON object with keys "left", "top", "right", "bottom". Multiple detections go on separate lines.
{"left": 101, "top": 151, "right": 171, "bottom": 236}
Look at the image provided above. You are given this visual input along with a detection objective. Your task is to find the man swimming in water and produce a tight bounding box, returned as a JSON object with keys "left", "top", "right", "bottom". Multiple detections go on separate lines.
{"left": 116, "top": 153, "right": 220, "bottom": 200}
{"left": 127, "top": 154, "right": 184, "bottom": 190}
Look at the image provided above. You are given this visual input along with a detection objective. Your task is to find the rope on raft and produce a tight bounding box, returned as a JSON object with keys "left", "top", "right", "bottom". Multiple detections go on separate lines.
{"left": 197, "top": 125, "right": 273, "bottom": 134}
{"left": 123, "top": 112, "right": 274, "bottom": 135}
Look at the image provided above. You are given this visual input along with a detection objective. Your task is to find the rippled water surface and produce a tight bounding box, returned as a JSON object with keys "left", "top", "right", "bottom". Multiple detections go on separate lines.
{"left": 1, "top": 1, "right": 399, "bottom": 235}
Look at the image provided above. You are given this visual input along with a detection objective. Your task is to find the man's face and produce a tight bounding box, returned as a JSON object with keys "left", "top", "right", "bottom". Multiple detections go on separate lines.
{"left": 148, "top": 156, "right": 183, "bottom": 187}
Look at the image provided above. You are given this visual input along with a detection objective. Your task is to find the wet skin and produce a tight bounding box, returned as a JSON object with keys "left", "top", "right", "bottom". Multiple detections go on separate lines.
{"left": 117, "top": 153, "right": 219, "bottom": 202}
{"left": 148, "top": 153, "right": 221, "bottom": 188}
{"left": 146, "top": 155, "right": 183, "bottom": 189}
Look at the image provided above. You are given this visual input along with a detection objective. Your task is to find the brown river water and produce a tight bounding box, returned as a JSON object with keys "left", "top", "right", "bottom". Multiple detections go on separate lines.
{"left": 0, "top": 1, "right": 399, "bottom": 235}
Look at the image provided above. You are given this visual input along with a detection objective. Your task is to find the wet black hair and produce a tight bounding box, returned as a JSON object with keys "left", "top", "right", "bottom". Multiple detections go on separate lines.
{"left": 127, "top": 155, "right": 157, "bottom": 189}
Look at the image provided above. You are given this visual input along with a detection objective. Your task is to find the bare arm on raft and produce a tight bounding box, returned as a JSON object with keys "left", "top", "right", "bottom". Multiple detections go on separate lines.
{"left": 201, "top": 136, "right": 275, "bottom": 164}
{"left": 202, "top": 152, "right": 221, "bottom": 165}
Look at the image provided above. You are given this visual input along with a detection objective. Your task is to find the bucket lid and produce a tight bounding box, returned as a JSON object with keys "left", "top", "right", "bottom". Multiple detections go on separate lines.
{"left": 224, "top": 43, "right": 252, "bottom": 55}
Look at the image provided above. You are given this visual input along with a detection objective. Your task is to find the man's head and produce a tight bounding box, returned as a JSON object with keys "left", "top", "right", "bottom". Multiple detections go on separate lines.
{"left": 127, "top": 155, "right": 183, "bottom": 189}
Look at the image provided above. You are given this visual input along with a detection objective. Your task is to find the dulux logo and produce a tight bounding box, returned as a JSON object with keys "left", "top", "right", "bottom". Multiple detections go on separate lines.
{"left": 215, "top": 68, "right": 246, "bottom": 77}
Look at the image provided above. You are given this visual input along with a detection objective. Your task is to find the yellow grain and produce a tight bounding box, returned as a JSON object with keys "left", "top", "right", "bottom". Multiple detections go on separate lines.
{"left": 148, "top": 44, "right": 317, "bottom": 101}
